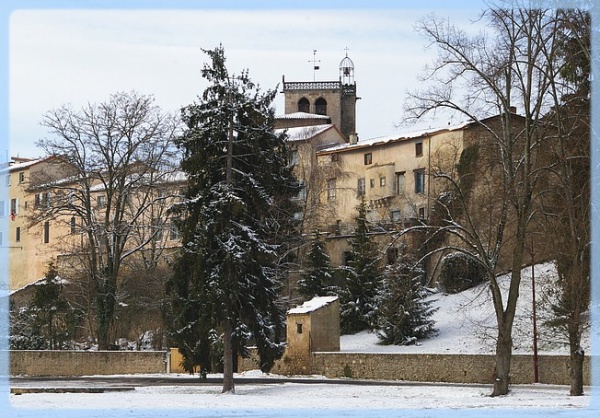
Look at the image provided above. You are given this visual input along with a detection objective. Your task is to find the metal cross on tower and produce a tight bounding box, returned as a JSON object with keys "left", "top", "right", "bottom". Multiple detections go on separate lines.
{"left": 309, "top": 49, "right": 321, "bottom": 81}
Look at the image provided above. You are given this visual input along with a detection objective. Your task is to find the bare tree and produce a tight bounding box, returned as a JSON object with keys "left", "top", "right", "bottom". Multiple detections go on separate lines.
{"left": 34, "top": 91, "right": 180, "bottom": 350}
{"left": 406, "top": 5, "right": 566, "bottom": 396}
{"left": 538, "top": 8, "right": 591, "bottom": 396}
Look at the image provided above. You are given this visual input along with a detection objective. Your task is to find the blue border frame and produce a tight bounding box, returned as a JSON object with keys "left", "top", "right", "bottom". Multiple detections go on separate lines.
{"left": 0, "top": 1, "right": 597, "bottom": 417}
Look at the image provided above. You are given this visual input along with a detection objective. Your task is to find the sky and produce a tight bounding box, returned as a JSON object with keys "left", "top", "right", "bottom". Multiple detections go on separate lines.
{"left": 6, "top": 1, "right": 492, "bottom": 159}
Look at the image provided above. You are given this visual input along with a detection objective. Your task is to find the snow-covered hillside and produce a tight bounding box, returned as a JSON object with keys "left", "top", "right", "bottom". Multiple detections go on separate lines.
{"left": 341, "top": 262, "right": 591, "bottom": 355}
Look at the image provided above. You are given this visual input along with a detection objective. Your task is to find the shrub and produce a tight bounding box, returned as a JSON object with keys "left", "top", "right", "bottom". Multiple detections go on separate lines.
{"left": 439, "top": 252, "right": 486, "bottom": 293}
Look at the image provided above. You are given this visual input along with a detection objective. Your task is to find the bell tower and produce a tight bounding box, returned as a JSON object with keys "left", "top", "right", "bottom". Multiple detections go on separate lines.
{"left": 282, "top": 50, "right": 358, "bottom": 140}
{"left": 339, "top": 50, "right": 357, "bottom": 140}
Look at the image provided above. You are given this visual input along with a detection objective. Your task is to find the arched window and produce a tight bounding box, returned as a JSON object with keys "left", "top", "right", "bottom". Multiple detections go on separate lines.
{"left": 315, "top": 98, "right": 327, "bottom": 115}
{"left": 298, "top": 97, "right": 310, "bottom": 113}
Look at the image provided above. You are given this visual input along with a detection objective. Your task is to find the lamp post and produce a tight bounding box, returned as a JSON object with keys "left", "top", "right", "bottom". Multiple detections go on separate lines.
{"left": 530, "top": 236, "right": 539, "bottom": 383}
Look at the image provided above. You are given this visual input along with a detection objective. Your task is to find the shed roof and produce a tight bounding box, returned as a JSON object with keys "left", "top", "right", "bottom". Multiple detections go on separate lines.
{"left": 288, "top": 296, "right": 338, "bottom": 314}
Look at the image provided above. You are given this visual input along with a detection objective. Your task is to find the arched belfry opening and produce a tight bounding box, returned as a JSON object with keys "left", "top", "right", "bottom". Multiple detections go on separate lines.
{"left": 298, "top": 97, "right": 310, "bottom": 113}
{"left": 339, "top": 52, "right": 355, "bottom": 85}
{"left": 315, "top": 98, "right": 327, "bottom": 115}
{"left": 281, "top": 49, "right": 358, "bottom": 140}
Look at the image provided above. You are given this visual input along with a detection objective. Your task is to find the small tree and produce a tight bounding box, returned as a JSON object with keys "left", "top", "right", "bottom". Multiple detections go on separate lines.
{"left": 339, "top": 201, "right": 383, "bottom": 334}
{"left": 10, "top": 263, "right": 80, "bottom": 350}
{"left": 297, "top": 233, "right": 337, "bottom": 300}
{"left": 377, "top": 254, "right": 437, "bottom": 345}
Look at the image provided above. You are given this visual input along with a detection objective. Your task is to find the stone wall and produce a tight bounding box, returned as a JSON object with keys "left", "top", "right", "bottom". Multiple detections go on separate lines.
{"left": 9, "top": 350, "right": 167, "bottom": 376}
{"left": 10, "top": 350, "right": 591, "bottom": 386}
{"left": 239, "top": 351, "right": 592, "bottom": 386}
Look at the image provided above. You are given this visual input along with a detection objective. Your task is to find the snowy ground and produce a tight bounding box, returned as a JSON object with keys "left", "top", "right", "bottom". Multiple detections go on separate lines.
{"left": 5, "top": 377, "right": 595, "bottom": 418}
{"left": 341, "top": 262, "right": 593, "bottom": 355}
{"left": 4, "top": 262, "right": 598, "bottom": 417}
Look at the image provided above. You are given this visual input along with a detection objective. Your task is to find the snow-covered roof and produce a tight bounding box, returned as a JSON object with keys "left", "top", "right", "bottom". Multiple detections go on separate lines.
{"left": 276, "top": 112, "right": 331, "bottom": 120}
{"left": 0, "top": 157, "right": 46, "bottom": 174}
{"left": 276, "top": 124, "right": 335, "bottom": 142}
{"left": 10, "top": 275, "right": 69, "bottom": 296}
{"left": 288, "top": 296, "right": 338, "bottom": 315}
{"left": 318, "top": 120, "right": 474, "bottom": 154}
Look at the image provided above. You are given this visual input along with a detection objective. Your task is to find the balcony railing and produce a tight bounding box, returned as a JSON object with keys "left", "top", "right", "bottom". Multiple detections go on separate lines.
{"left": 283, "top": 81, "right": 341, "bottom": 91}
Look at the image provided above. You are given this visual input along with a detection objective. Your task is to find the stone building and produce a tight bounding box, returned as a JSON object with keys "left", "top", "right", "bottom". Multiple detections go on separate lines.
{"left": 281, "top": 52, "right": 358, "bottom": 140}
{"left": 282, "top": 295, "right": 340, "bottom": 374}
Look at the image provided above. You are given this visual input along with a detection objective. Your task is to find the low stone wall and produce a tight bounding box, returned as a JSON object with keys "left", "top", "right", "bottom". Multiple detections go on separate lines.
{"left": 9, "top": 350, "right": 167, "bottom": 376}
{"left": 10, "top": 350, "right": 591, "bottom": 385}
{"left": 240, "top": 351, "right": 592, "bottom": 386}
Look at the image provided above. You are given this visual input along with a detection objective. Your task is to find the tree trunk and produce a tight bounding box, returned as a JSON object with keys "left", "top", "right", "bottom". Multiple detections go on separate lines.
{"left": 96, "top": 275, "right": 117, "bottom": 350}
{"left": 570, "top": 347, "right": 584, "bottom": 396}
{"left": 492, "top": 327, "right": 512, "bottom": 396}
{"left": 221, "top": 318, "right": 235, "bottom": 394}
{"left": 569, "top": 320, "right": 585, "bottom": 396}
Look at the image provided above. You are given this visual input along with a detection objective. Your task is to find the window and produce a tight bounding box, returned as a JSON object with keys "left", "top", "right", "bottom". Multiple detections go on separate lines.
{"left": 327, "top": 179, "right": 336, "bottom": 200}
{"left": 298, "top": 97, "right": 310, "bottom": 113}
{"left": 418, "top": 207, "right": 426, "bottom": 219}
{"left": 331, "top": 153, "right": 339, "bottom": 162}
{"left": 35, "top": 192, "right": 51, "bottom": 208}
{"left": 357, "top": 178, "right": 365, "bottom": 197}
{"left": 391, "top": 210, "right": 401, "bottom": 222}
{"left": 386, "top": 247, "right": 399, "bottom": 265}
{"left": 315, "top": 97, "right": 327, "bottom": 115}
{"left": 169, "top": 221, "right": 180, "bottom": 241}
{"left": 43, "top": 221, "right": 50, "bottom": 244}
{"left": 364, "top": 153, "right": 372, "bottom": 165}
{"left": 396, "top": 172, "right": 405, "bottom": 195}
{"left": 10, "top": 198, "right": 18, "bottom": 216}
{"left": 293, "top": 181, "right": 307, "bottom": 201}
{"left": 97, "top": 195, "right": 107, "bottom": 209}
{"left": 289, "top": 149, "right": 299, "bottom": 166}
{"left": 15, "top": 227, "right": 21, "bottom": 242}
{"left": 414, "top": 169, "right": 425, "bottom": 194}
{"left": 369, "top": 179, "right": 375, "bottom": 188}
{"left": 70, "top": 217, "right": 77, "bottom": 234}
{"left": 152, "top": 218, "right": 163, "bottom": 241}
{"left": 5, "top": 175, "right": 10, "bottom": 187}
{"left": 379, "top": 177, "right": 386, "bottom": 187}
{"left": 343, "top": 251, "right": 355, "bottom": 266}
{"left": 415, "top": 142, "right": 423, "bottom": 157}
{"left": 0, "top": 200, "right": 5, "bottom": 217}
{"left": 296, "top": 323, "right": 303, "bottom": 334}
{"left": 19, "top": 172, "right": 25, "bottom": 184}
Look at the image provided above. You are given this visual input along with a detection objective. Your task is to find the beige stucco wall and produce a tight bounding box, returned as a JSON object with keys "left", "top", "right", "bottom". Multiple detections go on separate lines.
{"left": 316, "top": 129, "right": 464, "bottom": 232}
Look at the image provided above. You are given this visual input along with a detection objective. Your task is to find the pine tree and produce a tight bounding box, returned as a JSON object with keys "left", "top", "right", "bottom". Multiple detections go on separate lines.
{"left": 166, "top": 45, "right": 300, "bottom": 393}
{"left": 377, "top": 255, "right": 438, "bottom": 345}
{"left": 339, "top": 201, "right": 383, "bottom": 334}
{"left": 10, "top": 263, "right": 80, "bottom": 350}
{"left": 297, "top": 233, "right": 336, "bottom": 300}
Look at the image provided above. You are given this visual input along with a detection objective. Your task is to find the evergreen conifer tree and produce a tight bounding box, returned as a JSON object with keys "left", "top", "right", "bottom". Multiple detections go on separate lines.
{"left": 297, "top": 233, "right": 336, "bottom": 300}
{"left": 10, "top": 263, "right": 80, "bottom": 350}
{"left": 339, "top": 201, "right": 383, "bottom": 334}
{"left": 166, "top": 45, "right": 300, "bottom": 393}
{"left": 377, "top": 254, "right": 438, "bottom": 345}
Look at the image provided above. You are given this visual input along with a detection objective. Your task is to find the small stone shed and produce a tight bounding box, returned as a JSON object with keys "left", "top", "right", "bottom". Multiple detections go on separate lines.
{"left": 286, "top": 296, "right": 340, "bottom": 358}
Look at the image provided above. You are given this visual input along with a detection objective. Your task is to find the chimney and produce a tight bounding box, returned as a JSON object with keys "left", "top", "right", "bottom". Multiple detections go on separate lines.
{"left": 349, "top": 133, "right": 358, "bottom": 145}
